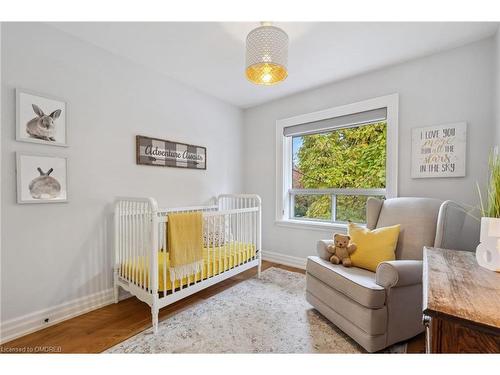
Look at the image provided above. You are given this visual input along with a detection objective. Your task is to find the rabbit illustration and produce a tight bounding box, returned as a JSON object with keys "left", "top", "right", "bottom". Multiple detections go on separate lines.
{"left": 26, "top": 104, "right": 61, "bottom": 142}
{"left": 29, "top": 167, "right": 61, "bottom": 199}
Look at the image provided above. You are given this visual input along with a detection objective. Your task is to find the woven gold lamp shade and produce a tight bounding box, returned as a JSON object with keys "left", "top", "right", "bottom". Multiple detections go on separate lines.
{"left": 245, "top": 23, "right": 289, "bottom": 85}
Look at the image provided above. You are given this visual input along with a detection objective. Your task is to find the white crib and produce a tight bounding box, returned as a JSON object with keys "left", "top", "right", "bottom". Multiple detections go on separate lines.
{"left": 114, "top": 194, "right": 262, "bottom": 333}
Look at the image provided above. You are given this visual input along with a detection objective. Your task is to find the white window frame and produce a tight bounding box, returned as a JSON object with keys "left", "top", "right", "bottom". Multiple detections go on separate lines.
{"left": 275, "top": 94, "right": 399, "bottom": 231}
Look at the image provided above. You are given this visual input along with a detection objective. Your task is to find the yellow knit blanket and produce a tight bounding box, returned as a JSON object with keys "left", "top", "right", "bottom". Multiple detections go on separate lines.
{"left": 167, "top": 211, "right": 204, "bottom": 282}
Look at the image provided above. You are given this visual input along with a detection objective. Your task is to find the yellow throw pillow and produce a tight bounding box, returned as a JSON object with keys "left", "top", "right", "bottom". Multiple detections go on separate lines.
{"left": 348, "top": 222, "right": 400, "bottom": 272}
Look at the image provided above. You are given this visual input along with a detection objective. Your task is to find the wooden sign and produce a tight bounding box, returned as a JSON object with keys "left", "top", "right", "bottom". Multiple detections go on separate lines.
{"left": 411, "top": 122, "right": 466, "bottom": 178}
{"left": 136, "top": 135, "right": 206, "bottom": 170}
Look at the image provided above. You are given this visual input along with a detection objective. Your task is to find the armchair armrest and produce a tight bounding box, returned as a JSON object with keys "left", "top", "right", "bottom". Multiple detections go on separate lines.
{"left": 316, "top": 240, "right": 334, "bottom": 261}
{"left": 375, "top": 260, "right": 423, "bottom": 288}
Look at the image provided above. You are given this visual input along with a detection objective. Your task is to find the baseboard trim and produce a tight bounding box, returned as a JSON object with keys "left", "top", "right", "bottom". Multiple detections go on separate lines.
{"left": 0, "top": 288, "right": 115, "bottom": 344}
{"left": 262, "top": 250, "right": 307, "bottom": 270}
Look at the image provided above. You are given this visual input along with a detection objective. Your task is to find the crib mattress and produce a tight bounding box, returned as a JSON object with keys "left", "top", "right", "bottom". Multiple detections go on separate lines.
{"left": 121, "top": 242, "right": 256, "bottom": 292}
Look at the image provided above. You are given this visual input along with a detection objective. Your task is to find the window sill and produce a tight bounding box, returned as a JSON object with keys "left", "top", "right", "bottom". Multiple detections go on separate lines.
{"left": 274, "top": 219, "right": 349, "bottom": 233}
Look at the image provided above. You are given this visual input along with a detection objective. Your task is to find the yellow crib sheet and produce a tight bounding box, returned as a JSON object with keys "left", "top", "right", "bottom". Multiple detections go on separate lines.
{"left": 122, "top": 242, "right": 256, "bottom": 292}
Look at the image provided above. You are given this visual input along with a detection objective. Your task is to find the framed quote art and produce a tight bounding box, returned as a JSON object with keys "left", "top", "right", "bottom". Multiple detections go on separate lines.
{"left": 136, "top": 135, "right": 206, "bottom": 170}
{"left": 411, "top": 122, "right": 467, "bottom": 179}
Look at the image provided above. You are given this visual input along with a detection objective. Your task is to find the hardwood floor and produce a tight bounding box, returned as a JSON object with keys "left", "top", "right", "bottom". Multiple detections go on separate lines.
{"left": 0, "top": 261, "right": 424, "bottom": 354}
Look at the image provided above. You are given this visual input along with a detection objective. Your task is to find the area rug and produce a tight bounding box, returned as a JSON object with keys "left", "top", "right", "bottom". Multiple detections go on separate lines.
{"left": 106, "top": 267, "right": 406, "bottom": 353}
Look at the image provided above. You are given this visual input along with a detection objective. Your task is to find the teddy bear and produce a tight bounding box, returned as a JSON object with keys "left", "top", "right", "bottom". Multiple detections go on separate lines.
{"left": 326, "top": 233, "right": 357, "bottom": 267}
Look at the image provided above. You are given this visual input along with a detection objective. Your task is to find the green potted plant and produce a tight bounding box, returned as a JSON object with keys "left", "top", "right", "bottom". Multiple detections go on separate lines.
{"left": 476, "top": 150, "right": 500, "bottom": 272}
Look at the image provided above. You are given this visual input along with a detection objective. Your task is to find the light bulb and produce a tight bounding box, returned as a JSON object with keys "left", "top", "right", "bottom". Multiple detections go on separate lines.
{"left": 262, "top": 73, "right": 272, "bottom": 82}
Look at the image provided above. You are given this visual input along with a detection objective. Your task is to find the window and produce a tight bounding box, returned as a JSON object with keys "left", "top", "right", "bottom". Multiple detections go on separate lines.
{"left": 276, "top": 94, "right": 398, "bottom": 229}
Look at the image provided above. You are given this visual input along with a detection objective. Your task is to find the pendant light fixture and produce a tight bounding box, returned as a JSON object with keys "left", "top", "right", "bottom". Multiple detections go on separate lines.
{"left": 245, "top": 22, "right": 289, "bottom": 85}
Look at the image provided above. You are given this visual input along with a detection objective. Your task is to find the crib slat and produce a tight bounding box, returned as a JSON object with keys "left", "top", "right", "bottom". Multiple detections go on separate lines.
{"left": 237, "top": 211, "right": 240, "bottom": 266}
{"left": 232, "top": 210, "right": 235, "bottom": 268}
{"left": 247, "top": 206, "right": 250, "bottom": 262}
{"left": 241, "top": 208, "right": 244, "bottom": 264}
{"left": 255, "top": 197, "right": 258, "bottom": 258}
{"left": 188, "top": 211, "right": 193, "bottom": 286}
{"left": 121, "top": 202, "right": 125, "bottom": 278}
{"left": 136, "top": 202, "right": 140, "bottom": 286}
{"left": 140, "top": 203, "right": 144, "bottom": 286}
{"left": 146, "top": 204, "right": 150, "bottom": 290}
{"left": 143, "top": 206, "right": 148, "bottom": 291}
{"left": 228, "top": 213, "right": 232, "bottom": 269}
{"left": 240, "top": 211, "right": 243, "bottom": 265}
{"left": 201, "top": 216, "right": 206, "bottom": 282}
{"left": 138, "top": 203, "right": 142, "bottom": 288}
{"left": 186, "top": 211, "right": 190, "bottom": 288}
{"left": 244, "top": 199, "right": 247, "bottom": 262}
{"left": 135, "top": 202, "right": 143, "bottom": 288}
{"left": 135, "top": 202, "right": 139, "bottom": 286}
{"left": 249, "top": 202, "right": 252, "bottom": 260}
{"left": 163, "top": 222, "right": 167, "bottom": 297}
{"left": 123, "top": 202, "right": 127, "bottom": 281}
{"left": 250, "top": 202, "right": 254, "bottom": 260}
{"left": 241, "top": 209, "right": 244, "bottom": 264}
{"left": 118, "top": 202, "right": 122, "bottom": 278}
{"left": 129, "top": 201, "right": 134, "bottom": 282}
{"left": 136, "top": 203, "right": 140, "bottom": 287}
{"left": 234, "top": 210, "right": 236, "bottom": 268}
{"left": 246, "top": 200, "right": 249, "bottom": 260}
{"left": 254, "top": 209, "right": 257, "bottom": 259}
{"left": 244, "top": 208, "right": 247, "bottom": 262}
{"left": 124, "top": 201, "right": 127, "bottom": 278}
{"left": 218, "top": 214, "right": 222, "bottom": 274}
{"left": 241, "top": 200, "right": 244, "bottom": 264}
{"left": 129, "top": 201, "right": 133, "bottom": 283}
{"left": 131, "top": 201, "right": 135, "bottom": 284}
{"left": 131, "top": 202, "right": 135, "bottom": 285}
{"left": 123, "top": 202, "right": 126, "bottom": 280}
{"left": 224, "top": 213, "right": 228, "bottom": 272}
{"left": 171, "top": 218, "right": 176, "bottom": 294}
{"left": 212, "top": 213, "right": 215, "bottom": 277}
{"left": 144, "top": 208, "right": 147, "bottom": 291}
{"left": 246, "top": 201, "right": 249, "bottom": 261}
{"left": 241, "top": 209, "right": 245, "bottom": 263}
{"left": 116, "top": 203, "right": 119, "bottom": 279}
{"left": 126, "top": 201, "right": 130, "bottom": 282}
{"left": 250, "top": 198, "right": 253, "bottom": 260}
{"left": 245, "top": 204, "right": 248, "bottom": 261}
{"left": 134, "top": 202, "right": 138, "bottom": 286}
{"left": 178, "top": 216, "right": 183, "bottom": 291}
{"left": 235, "top": 201, "right": 238, "bottom": 262}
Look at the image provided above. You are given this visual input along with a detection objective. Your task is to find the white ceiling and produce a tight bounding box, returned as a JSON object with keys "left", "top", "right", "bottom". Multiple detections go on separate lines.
{"left": 50, "top": 22, "right": 498, "bottom": 109}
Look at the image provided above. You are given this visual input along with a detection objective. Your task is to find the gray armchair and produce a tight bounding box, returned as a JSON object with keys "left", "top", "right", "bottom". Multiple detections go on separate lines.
{"left": 305, "top": 197, "right": 480, "bottom": 352}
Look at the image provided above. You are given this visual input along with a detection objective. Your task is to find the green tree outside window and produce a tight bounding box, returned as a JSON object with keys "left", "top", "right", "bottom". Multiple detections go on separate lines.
{"left": 292, "top": 122, "right": 386, "bottom": 222}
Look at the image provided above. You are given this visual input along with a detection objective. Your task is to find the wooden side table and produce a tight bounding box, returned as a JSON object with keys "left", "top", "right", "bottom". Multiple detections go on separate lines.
{"left": 422, "top": 247, "right": 500, "bottom": 353}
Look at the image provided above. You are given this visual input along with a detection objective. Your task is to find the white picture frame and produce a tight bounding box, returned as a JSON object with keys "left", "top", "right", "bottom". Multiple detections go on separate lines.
{"left": 16, "top": 88, "right": 68, "bottom": 147}
{"left": 16, "top": 152, "right": 68, "bottom": 204}
{"left": 411, "top": 122, "right": 467, "bottom": 179}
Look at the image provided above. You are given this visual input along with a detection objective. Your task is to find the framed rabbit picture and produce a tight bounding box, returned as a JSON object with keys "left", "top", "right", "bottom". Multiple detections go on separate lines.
{"left": 16, "top": 89, "right": 67, "bottom": 147}
{"left": 16, "top": 153, "right": 68, "bottom": 204}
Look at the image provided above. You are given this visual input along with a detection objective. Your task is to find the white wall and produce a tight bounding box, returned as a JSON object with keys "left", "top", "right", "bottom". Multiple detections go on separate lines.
{"left": 243, "top": 37, "right": 495, "bottom": 260}
{"left": 1, "top": 23, "right": 243, "bottom": 323}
